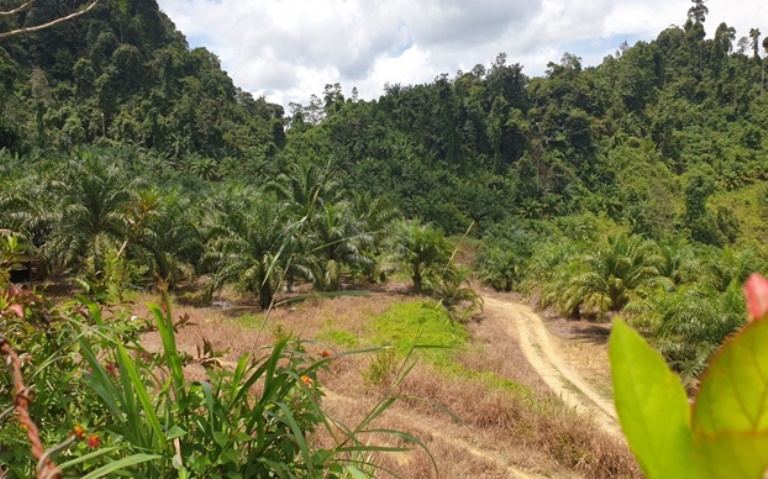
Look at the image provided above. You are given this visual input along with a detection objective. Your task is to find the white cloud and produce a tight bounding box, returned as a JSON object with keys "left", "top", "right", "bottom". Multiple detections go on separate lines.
{"left": 156, "top": 0, "right": 760, "bottom": 107}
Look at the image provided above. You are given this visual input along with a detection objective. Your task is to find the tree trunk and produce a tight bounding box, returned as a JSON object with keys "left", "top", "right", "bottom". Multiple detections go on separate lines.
{"left": 413, "top": 267, "right": 422, "bottom": 293}
{"left": 259, "top": 278, "right": 274, "bottom": 310}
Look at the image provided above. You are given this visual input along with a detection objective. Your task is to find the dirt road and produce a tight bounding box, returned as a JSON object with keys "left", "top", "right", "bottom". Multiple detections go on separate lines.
{"left": 321, "top": 390, "right": 553, "bottom": 479}
{"left": 483, "top": 297, "right": 621, "bottom": 437}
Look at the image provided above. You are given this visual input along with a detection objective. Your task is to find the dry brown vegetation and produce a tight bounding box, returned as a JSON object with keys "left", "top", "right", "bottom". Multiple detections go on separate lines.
{"left": 134, "top": 290, "right": 640, "bottom": 478}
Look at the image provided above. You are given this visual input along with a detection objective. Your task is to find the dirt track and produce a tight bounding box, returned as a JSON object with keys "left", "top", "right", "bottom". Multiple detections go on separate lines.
{"left": 322, "top": 389, "right": 553, "bottom": 479}
{"left": 482, "top": 297, "right": 621, "bottom": 437}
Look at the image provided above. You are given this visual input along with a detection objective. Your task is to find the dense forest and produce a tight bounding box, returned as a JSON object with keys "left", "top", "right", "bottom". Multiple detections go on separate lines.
{"left": 2, "top": 0, "right": 768, "bottom": 386}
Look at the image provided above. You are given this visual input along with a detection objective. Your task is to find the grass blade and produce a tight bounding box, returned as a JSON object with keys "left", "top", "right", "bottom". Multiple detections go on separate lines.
{"left": 80, "top": 453, "right": 162, "bottom": 479}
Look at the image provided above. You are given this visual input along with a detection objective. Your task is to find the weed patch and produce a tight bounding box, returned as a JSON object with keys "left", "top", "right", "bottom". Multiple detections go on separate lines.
{"left": 371, "top": 300, "right": 467, "bottom": 368}
{"left": 316, "top": 328, "right": 359, "bottom": 348}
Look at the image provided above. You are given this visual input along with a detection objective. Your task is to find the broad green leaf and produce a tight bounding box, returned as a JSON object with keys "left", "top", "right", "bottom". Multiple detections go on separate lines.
{"left": 166, "top": 425, "right": 187, "bottom": 440}
{"left": 212, "top": 430, "right": 229, "bottom": 448}
{"left": 692, "top": 319, "right": 768, "bottom": 478}
{"left": 609, "top": 318, "right": 694, "bottom": 479}
{"left": 692, "top": 433, "right": 768, "bottom": 479}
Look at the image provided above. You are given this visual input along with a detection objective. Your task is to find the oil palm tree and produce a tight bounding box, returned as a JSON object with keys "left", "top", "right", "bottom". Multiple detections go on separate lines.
{"left": 647, "top": 282, "right": 745, "bottom": 385}
{"left": 548, "top": 232, "right": 666, "bottom": 318}
{"left": 127, "top": 189, "right": 203, "bottom": 287}
{"left": 268, "top": 161, "right": 341, "bottom": 218}
{"left": 44, "top": 151, "right": 133, "bottom": 278}
{"left": 386, "top": 220, "right": 451, "bottom": 293}
{"left": 203, "top": 193, "right": 294, "bottom": 309}
{"left": 303, "top": 201, "right": 373, "bottom": 291}
{"left": 699, "top": 246, "right": 762, "bottom": 292}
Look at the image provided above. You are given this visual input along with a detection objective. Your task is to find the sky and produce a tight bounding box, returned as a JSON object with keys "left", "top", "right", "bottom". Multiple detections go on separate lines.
{"left": 155, "top": 0, "right": 763, "bottom": 107}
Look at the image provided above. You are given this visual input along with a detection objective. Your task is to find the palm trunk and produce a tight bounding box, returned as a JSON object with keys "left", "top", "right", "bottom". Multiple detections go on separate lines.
{"left": 259, "top": 278, "right": 274, "bottom": 310}
{"left": 413, "top": 267, "right": 422, "bottom": 294}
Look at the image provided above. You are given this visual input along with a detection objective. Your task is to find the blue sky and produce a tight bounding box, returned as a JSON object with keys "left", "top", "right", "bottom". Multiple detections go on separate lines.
{"left": 157, "top": 0, "right": 763, "bottom": 107}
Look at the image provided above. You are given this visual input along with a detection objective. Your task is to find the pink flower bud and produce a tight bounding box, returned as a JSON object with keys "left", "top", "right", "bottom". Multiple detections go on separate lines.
{"left": 744, "top": 273, "right": 768, "bottom": 322}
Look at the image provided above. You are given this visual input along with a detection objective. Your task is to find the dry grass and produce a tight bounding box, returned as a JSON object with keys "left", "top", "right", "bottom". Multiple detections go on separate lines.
{"left": 130, "top": 289, "right": 639, "bottom": 478}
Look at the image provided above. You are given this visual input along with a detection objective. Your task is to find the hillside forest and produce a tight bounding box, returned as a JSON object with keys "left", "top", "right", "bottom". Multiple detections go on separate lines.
{"left": 1, "top": 0, "right": 768, "bottom": 476}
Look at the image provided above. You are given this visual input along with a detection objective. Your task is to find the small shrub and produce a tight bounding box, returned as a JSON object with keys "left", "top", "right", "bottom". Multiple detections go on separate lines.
{"left": 363, "top": 347, "right": 397, "bottom": 388}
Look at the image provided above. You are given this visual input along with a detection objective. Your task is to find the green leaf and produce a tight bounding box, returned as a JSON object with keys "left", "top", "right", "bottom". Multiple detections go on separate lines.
{"left": 691, "top": 319, "right": 768, "bottom": 479}
{"left": 58, "top": 446, "right": 120, "bottom": 469}
{"left": 149, "top": 303, "right": 186, "bottom": 400}
{"left": 166, "top": 425, "right": 187, "bottom": 440}
{"left": 609, "top": 318, "right": 695, "bottom": 479}
{"left": 80, "top": 453, "right": 162, "bottom": 479}
{"left": 344, "top": 465, "right": 368, "bottom": 479}
{"left": 212, "top": 430, "right": 229, "bottom": 448}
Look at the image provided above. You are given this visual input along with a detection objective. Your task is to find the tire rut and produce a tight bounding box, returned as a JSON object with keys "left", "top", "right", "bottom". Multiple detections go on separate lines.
{"left": 321, "top": 389, "right": 554, "bottom": 479}
{"left": 483, "top": 297, "right": 621, "bottom": 437}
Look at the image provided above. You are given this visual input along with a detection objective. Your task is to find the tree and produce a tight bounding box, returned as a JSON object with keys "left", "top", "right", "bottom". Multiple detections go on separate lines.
{"left": 737, "top": 37, "right": 750, "bottom": 55}
{"left": 203, "top": 193, "right": 294, "bottom": 309}
{"left": 687, "top": 0, "right": 708, "bottom": 24}
{"left": 44, "top": 151, "right": 132, "bottom": 278}
{"left": 302, "top": 200, "right": 372, "bottom": 291}
{"left": 682, "top": 170, "right": 722, "bottom": 245}
{"left": 542, "top": 232, "right": 666, "bottom": 318}
{"left": 763, "top": 37, "right": 768, "bottom": 95}
{"left": 0, "top": 0, "right": 102, "bottom": 39}
{"left": 750, "top": 28, "right": 762, "bottom": 59}
{"left": 386, "top": 220, "right": 451, "bottom": 293}
{"left": 713, "top": 23, "right": 736, "bottom": 66}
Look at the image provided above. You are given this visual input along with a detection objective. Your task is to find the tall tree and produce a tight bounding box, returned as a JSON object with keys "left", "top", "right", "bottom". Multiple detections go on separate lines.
{"left": 750, "top": 28, "right": 762, "bottom": 59}
{"left": 687, "top": 0, "right": 708, "bottom": 24}
{"left": 763, "top": 37, "right": 768, "bottom": 95}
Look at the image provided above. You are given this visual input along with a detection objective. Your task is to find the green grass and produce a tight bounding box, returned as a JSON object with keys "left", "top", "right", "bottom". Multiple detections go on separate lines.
{"left": 234, "top": 312, "right": 266, "bottom": 329}
{"left": 370, "top": 300, "right": 535, "bottom": 398}
{"left": 316, "top": 328, "right": 360, "bottom": 348}
{"left": 371, "top": 300, "right": 467, "bottom": 368}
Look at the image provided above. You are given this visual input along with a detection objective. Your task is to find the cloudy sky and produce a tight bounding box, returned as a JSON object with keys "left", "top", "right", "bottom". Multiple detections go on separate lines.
{"left": 156, "top": 0, "right": 762, "bottom": 107}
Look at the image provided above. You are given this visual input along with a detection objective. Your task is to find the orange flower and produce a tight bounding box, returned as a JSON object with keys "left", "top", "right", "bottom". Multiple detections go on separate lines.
{"left": 72, "top": 424, "right": 85, "bottom": 439}
{"left": 301, "top": 375, "right": 313, "bottom": 387}
{"left": 87, "top": 434, "right": 101, "bottom": 449}
{"left": 744, "top": 273, "right": 768, "bottom": 322}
